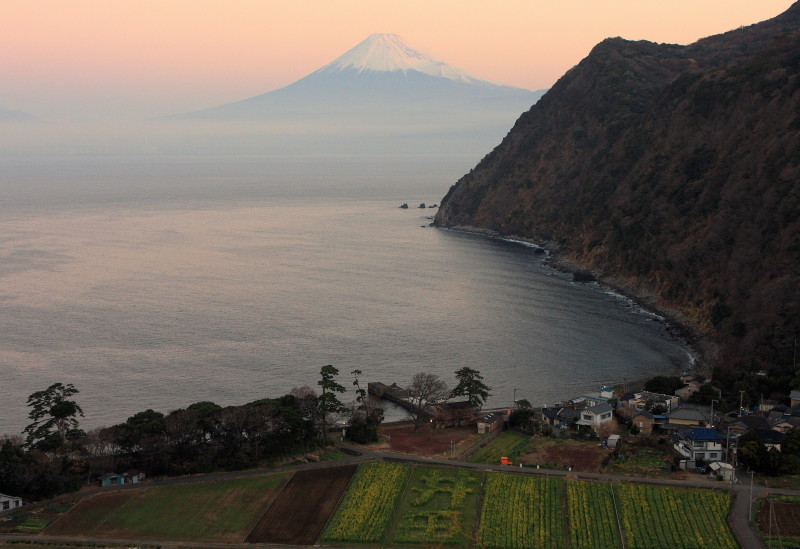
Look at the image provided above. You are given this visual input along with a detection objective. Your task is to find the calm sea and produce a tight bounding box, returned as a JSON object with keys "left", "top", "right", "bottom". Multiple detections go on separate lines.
{"left": 0, "top": 154, "right": 692, "bottom": 435}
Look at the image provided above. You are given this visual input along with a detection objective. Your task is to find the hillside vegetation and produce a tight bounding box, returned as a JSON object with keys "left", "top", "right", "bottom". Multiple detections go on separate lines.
{"left": 435, "top": 3, "right": 800, "bottom": 379}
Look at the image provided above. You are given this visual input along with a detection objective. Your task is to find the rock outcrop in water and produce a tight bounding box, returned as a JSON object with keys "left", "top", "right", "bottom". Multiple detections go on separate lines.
{"left": 435, "top": 3, "right": 800, "bottom": 373}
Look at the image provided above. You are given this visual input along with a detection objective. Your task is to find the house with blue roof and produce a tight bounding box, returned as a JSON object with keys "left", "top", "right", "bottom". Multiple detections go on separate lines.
{"left": 672, "top": 428, "right": 725, "bottom": 462}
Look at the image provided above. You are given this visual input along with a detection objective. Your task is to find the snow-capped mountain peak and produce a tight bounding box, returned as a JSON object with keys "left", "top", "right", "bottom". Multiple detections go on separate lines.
{"left": 318, "top": 33, "right": 485, "bottom": 84}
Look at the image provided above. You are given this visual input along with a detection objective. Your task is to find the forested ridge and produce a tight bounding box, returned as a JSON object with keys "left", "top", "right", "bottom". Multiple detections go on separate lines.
{"left": 435, "top": 3, "right": 800, "bottom": 381}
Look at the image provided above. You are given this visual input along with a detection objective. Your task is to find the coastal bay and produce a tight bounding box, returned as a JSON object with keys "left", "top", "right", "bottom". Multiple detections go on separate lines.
{"left": 0, "top": 155, "right": 693, "bottom": 435}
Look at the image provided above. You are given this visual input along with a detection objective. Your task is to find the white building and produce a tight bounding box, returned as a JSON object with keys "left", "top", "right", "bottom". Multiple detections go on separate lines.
{"left": 0, "top": 493, "right": 22, "bottom": 511}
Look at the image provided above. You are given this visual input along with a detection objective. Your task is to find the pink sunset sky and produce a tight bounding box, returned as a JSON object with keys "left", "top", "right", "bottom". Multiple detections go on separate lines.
{"left": 1, "top": 0, "right": 794, "bottom": 120}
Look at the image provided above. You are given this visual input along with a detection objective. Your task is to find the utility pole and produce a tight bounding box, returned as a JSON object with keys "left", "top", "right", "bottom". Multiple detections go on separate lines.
{"left": 749, "top": 470, "right": 754, "bottom": 524}
{"left": 739, "top": 390, "right": 745, "bottom": 415}
{"left": 513, "top": 387, "right": 517, "bottom": 408}
{"left": 710, "top": 399, "right": 719, "bottom": 428}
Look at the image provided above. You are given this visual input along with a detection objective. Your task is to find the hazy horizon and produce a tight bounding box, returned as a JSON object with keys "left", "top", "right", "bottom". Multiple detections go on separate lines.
{"left": 1, "top": 1, "right": 792, "bottom": 121}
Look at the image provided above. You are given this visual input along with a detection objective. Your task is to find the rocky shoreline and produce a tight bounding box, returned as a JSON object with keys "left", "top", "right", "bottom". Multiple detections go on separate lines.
{"left": 439, "top": 224, "right": 709, "bottom": 374}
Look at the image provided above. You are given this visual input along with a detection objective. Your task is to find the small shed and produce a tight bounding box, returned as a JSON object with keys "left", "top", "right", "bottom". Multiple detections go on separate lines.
{"left": 477, "top": 412, "right": 504, "bottom": 434}
{"left": 606, "top": 434, "right": 621, "bottom": 449}
{"left": 0, "top": 493, "right": 22, "bottom": 511}
{"left": 124, "top": 470, "right": 144, "bottom": 484}
{"left": 98, "top": 473, "right": 125, "bottom": 487}
{"left": 708, "top": 461, "right": 735, "bottom": 481}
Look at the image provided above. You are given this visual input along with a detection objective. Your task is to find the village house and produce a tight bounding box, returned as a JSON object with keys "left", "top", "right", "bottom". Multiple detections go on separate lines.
{"left": 663, "top": 404, "right": 713, "bottom": 430}
{"left": 618, "top": 391, "right": 679, "bottom": 419}
{"left": 675, "top": 381, "right": 702, "bottom": 401}
{"left": 758, "top": 399, "right": 780, "bottom": 413}
{"left": 0, "top": 493, "right": 22, "bottom": 511}
{"left": 672, "top": 428, "right": 724, "bottom": 462}
{"left": 631, "top": 410, "right": 655, "bottom": 436}
{"left": 754, "top": 429, "right": 784, "bottom": 452}
{"left": 577, "top": 402, "right": 614, "bottom": 433}
{"left": 433, "top": 401, "right": 473, "bottom": 428}
{"left": 718, "top": 414, "right": 771, "bottom": 437}
{"left": 771, "top": 416, "right": 800, "bottom": 433}
{"left": 582, "top": 386, "right": 615, "bottom": 407}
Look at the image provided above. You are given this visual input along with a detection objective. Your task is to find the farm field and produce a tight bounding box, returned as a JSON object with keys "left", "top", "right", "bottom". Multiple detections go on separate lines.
{"left": 36, "top": 461, "right": 738, "bottom": 548}
{"left": 377, "top": 424, "right": 477, "bottom": 456}
{"left": 615, "top": 483, "right": 736, "bottom": 549}
{"left": 756, "top": 495, "right": 800, "bottom": 546}
{"left": 246, "top": 464, "right": 357, "bottom": 544}
{"left": 321, "top": 462, "right": 410, "bottom": 544}
{"left": 516, "top": 438, "right": 608, "bottom": 472}
{"left": 391, "top": 465, "right": 482, "bottom": 545}
{"left": 566, "top": 480, "right": 622, "bottom": 549}
{"left": 45, "top": 473, "right": 287, "bottom": 542}
{"left": 478, "top": 473, "right": 566, "bottom": 549}
{"left": 604, "top": 443, "right": 676, "bottom": 478}
{"left": 468, "top": 431, "right": 531, "bottom": 464}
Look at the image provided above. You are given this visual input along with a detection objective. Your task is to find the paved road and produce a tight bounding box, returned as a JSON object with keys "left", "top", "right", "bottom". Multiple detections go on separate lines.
{"left": 3, "top": 443, "right": 799, "bottom": 549}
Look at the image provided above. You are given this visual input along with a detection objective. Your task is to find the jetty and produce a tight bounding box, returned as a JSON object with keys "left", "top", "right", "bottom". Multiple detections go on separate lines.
{"left": 368, "top": 382, "right": 430, "bottom": 418}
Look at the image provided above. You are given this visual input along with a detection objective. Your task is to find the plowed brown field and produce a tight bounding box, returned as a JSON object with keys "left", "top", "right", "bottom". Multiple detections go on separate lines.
{"left": 45, "top": 491, "right": 135, "bottom": 536}
{"left": 757, "top": 500, "right": 800, "bottom": 536}
{"left": 245, "top": 464, "right": 358, "bottom": 545}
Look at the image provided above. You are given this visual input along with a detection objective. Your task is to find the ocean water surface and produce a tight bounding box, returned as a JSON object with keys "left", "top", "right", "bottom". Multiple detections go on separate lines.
{"left": 0, "top": 155, "right": 691, "bottom": 434}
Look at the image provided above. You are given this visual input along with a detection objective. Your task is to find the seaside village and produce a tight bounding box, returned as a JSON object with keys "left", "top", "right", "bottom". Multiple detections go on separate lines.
{"left": 370, "top": 377, "right": 800, "bottom": 481}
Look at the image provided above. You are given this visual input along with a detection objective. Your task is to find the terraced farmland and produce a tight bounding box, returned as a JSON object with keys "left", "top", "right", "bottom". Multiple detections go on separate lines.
{"left": 43, "top": 461, "right": 737, "bottom": 548}
{"left": 392, "top": 466, "right": 482, "bottom": 545}
{"left": 45, "top": 473, "right": 287, "bottom": 542}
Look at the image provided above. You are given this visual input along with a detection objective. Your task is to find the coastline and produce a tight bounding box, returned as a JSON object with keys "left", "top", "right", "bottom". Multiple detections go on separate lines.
{"left": 438, "top": 224, "right": 708, "bottom": 374}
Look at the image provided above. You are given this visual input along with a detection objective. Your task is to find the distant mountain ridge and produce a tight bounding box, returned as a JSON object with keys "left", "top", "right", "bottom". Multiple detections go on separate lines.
{"left": 435, "top": 3, "right": 800, "bottom": 374}
{"left": 174, "top": 33, "right": 544, "bottom": 126}
{"left": 0, "top": 105, "right": 36, "bottom": 122}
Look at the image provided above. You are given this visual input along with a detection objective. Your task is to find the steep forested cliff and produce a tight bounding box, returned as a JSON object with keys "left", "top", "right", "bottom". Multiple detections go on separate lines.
{"left": 435, "top": 4, "right": 800, "bottom": 373}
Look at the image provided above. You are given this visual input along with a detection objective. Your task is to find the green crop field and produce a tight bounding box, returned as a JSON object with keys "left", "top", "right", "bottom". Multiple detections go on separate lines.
{"left": 321, "top": 461, "right": 410, "bottom": 544}
{"left": 478, "top": 473, "right": 566, "bottom": 549}
{"left": 391, "top": 465, "right": 482, "bottom": 545}
{"left": 616, "top": 483, "right": 736, "bottom": 549}
{"left": 40, "top": 461, "right": 737, "bottom": 549}
{"left": 567, "top": 480, "right": 622, "bottom": 549}
{"left": 45, "top": 473, "right": 288, "bottom": 542}
{"left": 468, "top": 431, "right": 531, "bottom": 464}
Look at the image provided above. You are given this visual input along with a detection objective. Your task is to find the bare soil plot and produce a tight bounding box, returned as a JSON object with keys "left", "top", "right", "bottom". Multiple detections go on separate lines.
{"left": 757, "top": 500, "right": 800, "bottom": 537}
{"left": 44, "top": 474, "right": 287, "bottom": 542}
{"left": 516, "top": 438, "right": 609, "bottom": 472}
{"left": 246, "top": 464, "right": 358, "bottom": 545}
{"left": 378, "top": 424, "right": 477, "bottom": 456}
{"left": 45, "top": 491, "right": 134, "bottom": 536}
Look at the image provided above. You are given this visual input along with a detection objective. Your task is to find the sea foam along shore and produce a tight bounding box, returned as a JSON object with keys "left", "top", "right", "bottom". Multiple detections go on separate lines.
{"left": 439, "top": 224, "right": 706, "bottom": 374}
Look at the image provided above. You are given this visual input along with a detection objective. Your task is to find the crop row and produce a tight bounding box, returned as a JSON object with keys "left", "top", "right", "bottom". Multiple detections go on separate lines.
{"left": 393, "top": 467, "right": 480, "bottom": 545}
{"left": 320, "top": 462, "right": 409, "bottom": 543}
{"left": 616, "top": 483, "right": 736, "bottom": 549}
{"left": 477, "top": 474, "right": 565, "bottom": 549}
{"left": 567, "top": 481, "right": 622, "bottom": 549}
{"left": 321, "top": 463, "right": 736, "bottom": 549}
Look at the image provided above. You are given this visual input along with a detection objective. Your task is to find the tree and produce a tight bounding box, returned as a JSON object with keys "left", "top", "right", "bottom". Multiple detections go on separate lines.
{"left": 643, "top": 375, "right": 683, "bottom": 395}
{"left": 407, "top": 372, "right": 449, "bottom": 431}
{"left": 23, "top": 383, "right": 84, "bottom": 452}
{"left": 317, "top": 365, "right": 346, "bottom": 439}
{"left": 345, "top": 369, "right": 383, "bottom": 444}
{"left": 450, "top": 367, "right": 491, "bottom": 409}
{"left": 783, "top": 427, "right": 800, "bottom": 456}
{"left": 737, "top": 431, "right": 769, "bottom": 473}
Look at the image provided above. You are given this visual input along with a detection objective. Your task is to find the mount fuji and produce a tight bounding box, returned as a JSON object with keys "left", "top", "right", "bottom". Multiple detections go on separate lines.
{"left": 173, "top": 34, "right": 545, "bottom": 146}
